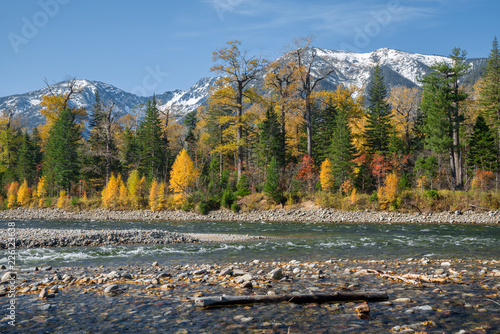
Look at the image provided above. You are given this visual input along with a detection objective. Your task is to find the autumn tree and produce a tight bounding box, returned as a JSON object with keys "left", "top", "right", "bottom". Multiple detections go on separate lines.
{"left": 0, "top": 110, "right": 22, "bottom": 184}
{"left": 127, "top": 169, "right": 142, "bottom": 209}
{"left": 169, "top": 149, "right": 200, "bottom": 197}
{"left": 149, "top": 179, "right": 160, "bottom": 211}
{"left": 210, "top": 40, "right": 267, "bottom": 181}
{"left": 387, "top": 86, "right": 421, "bottom": 153}
{"left": 319, "top": 158, "right": 334, "bottom": 192}
{"left": 17, "top": 179, "right": 31, "bottom": 207}
{"left": 291, "top": 36, "right": 336, "bottom": 156}
{"left": 102, "top": 173, "right": 119, "bottom": 209}
{"left": 420, "top": 48, "right": 469, "bottom": 190}
{"left": 6, "top": 181, "right": 19, "bottom": 208}
{"left": 296, "top": 154, "right": 317, "bottom": 191}
{"left": 377, "top": 172, "right": 399, "bottom": 209}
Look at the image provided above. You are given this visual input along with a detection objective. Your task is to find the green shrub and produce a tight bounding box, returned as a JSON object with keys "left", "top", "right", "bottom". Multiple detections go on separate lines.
{"left": 71, "top": 197, "right": 79, "bottom": 207}
{"left": 198, "top": 197, "right": 220, "bottom": 215}
{"left": 231, "top": 202, "right": 240, "bottom": 213}
{"left": 425, "top": 189, "right": 439, "bottom": 200}
{"left": 221, "top": 189, "right": 236, "bottom": 208}
{"left": 369, "top": 191, "right": 378, "bottom": 203}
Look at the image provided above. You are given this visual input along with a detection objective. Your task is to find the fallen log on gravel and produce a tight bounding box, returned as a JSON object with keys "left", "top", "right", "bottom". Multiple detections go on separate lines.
{"left": 194, "top": 291, "right": 388, "bottom": 307}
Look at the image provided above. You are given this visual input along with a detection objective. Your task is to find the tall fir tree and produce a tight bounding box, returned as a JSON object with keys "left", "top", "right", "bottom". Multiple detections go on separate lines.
{"left": 364, "top": 64, "right": 392, "bottom": 155}
{"left": 184, "top": 110, "right": 198, "bottom": 156}
{"left": 478, "top": 37, "right": 500, "bottom": 137}
{"left": 258, "top": 103, "right": 285, "bottom": 170}
{"left": 43, "top": 108, "right": 81, "bottom": 194}
{"left": 137, "top": 96, "right": 166, "bottom": 181}
{"left": 420, "top": 48, "right": 469, "bottom": 190}
{"left": 313, "top": 97, "right": 337, "bottom": 163}
{"left": 467, "top": 114, "right": 497, "bottom": 172}
{"left": 121, "top": 126, "right": 140, "bottom": 174}
{"left": 16, "top": 131, "right": 37, "bottom": 185}
{"left": 329, "top": 111, "right": 356, "bottom": 189}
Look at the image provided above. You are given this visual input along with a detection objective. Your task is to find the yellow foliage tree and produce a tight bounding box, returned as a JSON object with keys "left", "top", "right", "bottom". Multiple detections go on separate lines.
{"left": 157, "top": 181, "right": 166, "bottom": 211}
{"left": 127, "top": 170, "right": 141, "bottom": 209}
{"left": 119, "top": 180, "right": 128, "bottom": 208}
{"left": 169, "top": 149, "right": 200, "bottom": 197}
{"left": 319, "top": 158, "right": 334, "bottom": 192}
{"left": 149, "top": 179, "right": 159, "bottom": 211}
{"left": 102, "top": 173, "right": 124, "bottom": 209}
{"left": 56, "top": 190, "right": 68, "bottom": 208}
{"left": 7, "top": 182, "right": 19, "bottom": 208}
{"left": 17, "top": 179, "right": 31, "bottom": 207}
{"left": 36, "top": 176, "right": 47, "bottom": 207}
{"left": 378, "top": 172, "right": 399, "bottom": 209}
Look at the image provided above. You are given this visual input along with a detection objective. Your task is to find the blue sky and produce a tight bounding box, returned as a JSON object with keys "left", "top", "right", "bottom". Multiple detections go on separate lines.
{"left": 1, "top": 0, "right": 499, "bottom": 97}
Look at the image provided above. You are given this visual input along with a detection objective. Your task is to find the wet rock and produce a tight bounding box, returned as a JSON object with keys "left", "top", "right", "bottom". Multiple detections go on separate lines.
{"left": 39, "top": 288, "right": 49, "bottom": 299}
{"left": 152, "top": 262, "right": 159, "bottom": 267}
{"left": 219, "top": 267, "right": 233, "bottom": 276}
{"left": 156, "top": 272, "right": 171, "bottom": 279}
{"left": 268, "top": 268, "right": 283, "bottom": 280}
{"left": 394, "top": 298, "right": 412, "bottom": 303}
{"left": 104, "top": 284, "right": 120, "bottom": 294}
{"left": 160, "top": 284, "right": 175, "bottom": 290}
{"left": 239, "top": 281, "right": 253, "bottom": 289}
{"left": 1, "top": 272, "right": 15, "bottom": 281}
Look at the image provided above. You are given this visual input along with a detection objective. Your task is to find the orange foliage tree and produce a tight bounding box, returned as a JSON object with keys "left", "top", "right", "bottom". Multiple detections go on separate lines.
{"left": 378, "top": 172, "right": 399, "bottom": 209}
{"left": 296, "top": 154, "right": 317, "bottom": 191}
{"left": 169, "top": 149, "right": 200, "bottom": 197}
{"left": 7, "top": 181, "right": 19, "bottom": 208}
{"left": 17, "top": 179, "right": 31, "bottom": 207}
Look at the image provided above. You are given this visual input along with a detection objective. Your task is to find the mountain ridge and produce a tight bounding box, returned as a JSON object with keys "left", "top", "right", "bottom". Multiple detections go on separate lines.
{"left": 0, "top": 47, "right": 486, "bottom": 129}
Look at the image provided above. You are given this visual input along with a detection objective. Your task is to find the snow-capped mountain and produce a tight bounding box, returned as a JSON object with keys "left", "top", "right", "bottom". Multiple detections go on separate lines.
{"left": 0, "top": 48, "right": 485, "bottom": 129}
{"left": 0, "top": 77, "right": 218, "bottom": 128}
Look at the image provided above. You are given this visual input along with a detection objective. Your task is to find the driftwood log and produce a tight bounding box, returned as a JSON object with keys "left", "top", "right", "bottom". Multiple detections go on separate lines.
{"left": 194, "top": 291, "right": 388, "bottom": 307}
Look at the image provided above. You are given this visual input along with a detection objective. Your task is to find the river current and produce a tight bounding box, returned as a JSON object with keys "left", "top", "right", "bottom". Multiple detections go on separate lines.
{"left": 4, "top": 219, "right": 499, "bottom": 268}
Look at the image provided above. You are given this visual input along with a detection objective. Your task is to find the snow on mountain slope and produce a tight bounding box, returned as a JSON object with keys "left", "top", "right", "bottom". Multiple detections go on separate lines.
{"left": 0, "top": 48, "right": 485, "bottom": 130}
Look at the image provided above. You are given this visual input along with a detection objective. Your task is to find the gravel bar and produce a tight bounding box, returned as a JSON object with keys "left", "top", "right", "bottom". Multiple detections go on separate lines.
{"left": 0, "top": 207, "right": 500, "bottom": 224}
{"left": 0, "top": 228, "right": 199, "bottom": 249}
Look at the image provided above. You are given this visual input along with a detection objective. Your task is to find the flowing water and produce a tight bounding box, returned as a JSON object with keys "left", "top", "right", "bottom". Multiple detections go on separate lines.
{"left": 1, "top": 219, "right": 499, "bottom": 333}
{"left": 4, "top": 219, "right": 499, "bottom": 268}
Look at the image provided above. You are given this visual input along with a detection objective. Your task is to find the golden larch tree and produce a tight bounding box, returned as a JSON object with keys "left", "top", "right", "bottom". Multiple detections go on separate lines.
{"left": 127, "top": 170, "right": 142, "bottom": 209}
{"left": 149, "top": 179, "right": 159, "bottom": 211}
{"left": 17, "top": 179, "right": 31, "bottom": 207}
{"left": 319, "top": 158, "right": 334, "bottom": 192}
{"left": 169, "top": 149, "right": 200, "bottom": 197}
{"left": 7, "top": 181, "right": 19, "bottom": 208}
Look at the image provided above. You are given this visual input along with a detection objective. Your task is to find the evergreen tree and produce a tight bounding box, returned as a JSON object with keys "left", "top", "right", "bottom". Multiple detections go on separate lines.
{"left": 478, "top": 37, "right": 500, "bottom": 138}
{"left": 264, "top": 157, "right": 282, "bottom": 204}
{"left": 16, "top": 131, "right": 36, "bottom": 185}
{"left": 313, "top": 97, "right": 337, "bottom": 163}
{"left": 467, "top": 114, "right": 497, "bottom": 172}
{"left": 420, "top": 48, "right": 469, "bottom": 190}
{"left": 329, "top": 111, "right": 356, "bottom": 189}
{"left": 43, "top": 108, "right": 81, "bottom": 194}
{"left": 364, "top": 64, "right": 392, "bottom": 155}
{"left": 121, "top": 126, "right": 140, "bottom": 174}
{"left": 258, "top": 103, "right": 285, "bottom": 170}
{"left": 137, "top": 96, "right": 165, "bottom": 180}
{"left": 184, "top": 110, "right": 198, "bottom": 156}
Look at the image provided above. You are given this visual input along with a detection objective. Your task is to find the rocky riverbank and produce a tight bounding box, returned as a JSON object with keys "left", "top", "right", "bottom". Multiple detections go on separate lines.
{"left": 1, "top": 258, "right": 499, "bottom": 333}
{"left": 1, "top": 207, "right": 500, "bottom": 224}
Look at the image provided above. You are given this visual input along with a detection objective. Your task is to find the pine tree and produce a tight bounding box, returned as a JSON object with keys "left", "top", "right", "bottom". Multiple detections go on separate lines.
{"left": 184, "top": 110, "right": 198, "bottom": 156}
{"left": 329, "top": 111, "right": 356, "bottom": 189}
{"left": 43, "top": 108, "right": 81, "bottom": 194}
{"left": 137, "top": 96, "right": 166, "bottom": 180}
{"left": 16, "top": 131, "right": 36, "bottom": 185}
{"left": 258, "top": 103, "right": 285, "bottom": 170}
{"left": 121, "top": 126, "right": 140, "bottom": 174}
{"left": 478, "top": 37, "right": 500, "bottom": 138}
{"left": 313, "top": 97, "right": 337, "bottom": 163}
{"left": 467, "top": 114, "right": 497, "bottom": 172}
{"left": 421, "top": 48, "right": 469, "bottom": 190}
{"left": 364, "top": 64, "right": 392, "bottom": 155}
{"left": 264, "top": 157, "right": 282, "bottom": 204}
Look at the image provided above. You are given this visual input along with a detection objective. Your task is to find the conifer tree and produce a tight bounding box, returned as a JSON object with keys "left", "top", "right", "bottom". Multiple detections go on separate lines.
{"left": 121, "top": 126, "right": 140, "bottom": 174}
{"left": 127, "top": 169, "right": 142, "bottom": 209}
{"left": 420, "top": 48, "right": 469, "bottom": 190}
{"left": 169, "top": 149, "right": 199, "bottom": 197}
{"left": 319, "top": 158, "right": 334, "bottom": 192}
{"left": 313, "top": 97, "right": 337, "bottom": 163}
{"left": 478, "top": 37, "right": 500, "bottom": 139}
{"left": 43, "top": 108, "right": 81, "bottom": 194}
{"left": 364, "top": 64, "right": 392, "bottom": 155}
{"left": 16, "top": 131, "right": 36, "bottom": 185}
{"left": 264, "top": 157, "right": 282, "bottom": 203}
{"left": 137, "top": 96, "right": 166, "bottom": 180}
{"left": 467, "top": 114, "right": 497, "bottom": 172}
{"left": 329, "top": 111, "right": 356, "bottom": 189}
{"left": 149, "top": 179, "right": 159, "bottom": 211}
{"left": 258, "top": 103, "right": 285, "bottom": 170}
{"left": 6, "top": 181, "right": 19, "bottom": 208}
{"left": 17, "top": 179, "right": 31, "bottom": 207}
{"left": 102, "top": 173, "right": 119, "bottom": 209}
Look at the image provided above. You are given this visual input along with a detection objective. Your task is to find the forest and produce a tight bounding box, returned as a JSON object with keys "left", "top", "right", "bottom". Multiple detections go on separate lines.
{"left": 1, "top": 37, "right": 500, "bottom": 214}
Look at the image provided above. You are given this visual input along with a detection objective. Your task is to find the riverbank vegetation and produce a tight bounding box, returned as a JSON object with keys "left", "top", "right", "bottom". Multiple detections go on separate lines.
{"left": 1, "top": 38, "right": 500, "bottom": 214}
